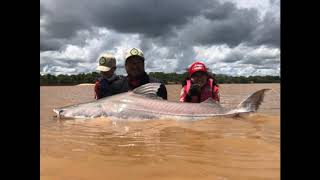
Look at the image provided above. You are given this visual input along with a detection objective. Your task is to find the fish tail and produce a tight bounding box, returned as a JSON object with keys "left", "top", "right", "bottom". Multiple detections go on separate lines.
{"left": 236, "top": 89, "right": 270, "bottom": 112}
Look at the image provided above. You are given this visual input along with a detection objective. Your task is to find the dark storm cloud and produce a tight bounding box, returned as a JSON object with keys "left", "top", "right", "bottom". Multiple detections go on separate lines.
{"left": 40, "top": 1, "right": 90, "bottom": 39}
{"left": 41, "top": 0, "right": 212, "bottom": 39}
{"left": 239, "top": 57, "right": 279, "bottom": 65}
{"left": 203, "top": 2, "right": 235, "bottom": 20}
{"left": 223, "top": 51, "right": 244, "bottom": 63}
{"left": 40, "top": 0, "right": 211, "bottom": 52}
{"left": 40, "top": 0, "right": 280, "bottom": 76}
{"left": 174, "top": 5, "right": 261, "bottom": 48}
{"left": 169, "top": 1, "right": 279, "bottom": 48}
{"left": 200, "top": 2, "right": 259, "bottom": 47}
{"left": 249, "top": 12, "right": 280, "bottom": 47}
{"left": 40, "top": 37, "right": 65, "bottom": 51}
{"left": 41, "top": 0, "right": 279, "bottom": 49}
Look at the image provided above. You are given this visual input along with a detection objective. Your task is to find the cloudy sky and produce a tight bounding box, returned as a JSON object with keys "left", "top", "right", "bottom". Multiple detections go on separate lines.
{"left": 40, "top": 0, "right": 280, "bottom": 76}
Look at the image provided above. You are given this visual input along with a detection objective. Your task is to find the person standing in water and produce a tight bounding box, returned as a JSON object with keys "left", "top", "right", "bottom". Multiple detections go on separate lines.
{"left": 94, "top": 53, "right": 124, "bottom": 99}
{"left": 116, "top": 48, "right": 168, "bottom": 100}
{"left": 179, "top": 61, "right": 220, "bottom": 103}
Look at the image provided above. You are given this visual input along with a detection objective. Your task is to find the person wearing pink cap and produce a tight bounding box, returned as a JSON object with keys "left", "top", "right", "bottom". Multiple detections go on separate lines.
{"left": 179, "top": 61, "right": 220, "bottom": 103}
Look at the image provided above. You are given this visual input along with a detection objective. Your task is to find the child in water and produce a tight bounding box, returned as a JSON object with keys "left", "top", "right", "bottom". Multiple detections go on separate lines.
{"left": 179, "top": 61, "right": 220, "bottom": 103}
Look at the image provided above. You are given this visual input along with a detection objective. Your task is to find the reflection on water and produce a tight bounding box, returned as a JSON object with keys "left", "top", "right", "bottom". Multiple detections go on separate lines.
{"left": 41, "top": 84, "right": 280, "bottom": 180}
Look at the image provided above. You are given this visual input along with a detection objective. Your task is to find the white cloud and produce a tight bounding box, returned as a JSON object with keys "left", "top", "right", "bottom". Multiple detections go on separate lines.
{"left": 193, "top": 44, "right": 280, "bottom": 76}
{"left": 40, "top": 27, "right": 142, "bottom": 75}
{"left": 194, "top": 44, "right": 231, "bottom": 63}
{"left": 40, "top": 26, "right": 280, "bottom": 76}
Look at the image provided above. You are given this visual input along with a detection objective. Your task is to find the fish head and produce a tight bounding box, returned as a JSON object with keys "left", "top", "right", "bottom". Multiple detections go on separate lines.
{"left": 53, "top": 108, "right": 82, "bottom": 119}
{"left": 53, "top": 103, "right": 104, "bottom": 119}
{"left": 53, "top": 108, "right": 69, "bottom": 119}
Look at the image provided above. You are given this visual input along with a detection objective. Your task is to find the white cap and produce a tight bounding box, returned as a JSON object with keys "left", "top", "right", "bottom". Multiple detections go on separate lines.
{"left": 96, "top": 53, "right": 116, "bottom": 72}
{"left": 124, "top": 48, "right": 144, "bottom": 61}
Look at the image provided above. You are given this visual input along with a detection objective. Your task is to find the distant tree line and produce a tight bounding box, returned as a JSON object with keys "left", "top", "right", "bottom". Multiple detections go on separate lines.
{"left": 40, "top": 72, "right": 280, "bottom": 86}
{"left": 148, "top": 72, "right": 280, "bottom": 84}
{"left": 40, "top": 72, "right": 101, "bottom": 86}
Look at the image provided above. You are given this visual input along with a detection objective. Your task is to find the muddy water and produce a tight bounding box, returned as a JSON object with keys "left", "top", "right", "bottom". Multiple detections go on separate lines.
{"left": 40, "top": 84, "right": 280, "bottom": 180}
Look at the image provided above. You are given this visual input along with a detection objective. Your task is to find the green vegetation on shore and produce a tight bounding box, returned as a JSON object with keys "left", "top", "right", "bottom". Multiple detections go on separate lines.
{"left": 40, "top": 72, "right": 280, "bottom": 86}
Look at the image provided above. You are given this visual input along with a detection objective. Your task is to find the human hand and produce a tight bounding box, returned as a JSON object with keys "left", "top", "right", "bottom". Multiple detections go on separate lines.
{"left": 188, "top": 84, "right": 201, "bottom": 96}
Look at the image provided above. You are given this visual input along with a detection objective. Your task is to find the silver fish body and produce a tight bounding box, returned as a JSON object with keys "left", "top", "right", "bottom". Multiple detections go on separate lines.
{"left": 53, "top": 83, "right": 270, "bottom": 120}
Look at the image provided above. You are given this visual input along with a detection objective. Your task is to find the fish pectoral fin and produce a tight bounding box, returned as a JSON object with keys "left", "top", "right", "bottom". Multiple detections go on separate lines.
{"left": 132, "top": 83, "right": 164, "bottom": 100}
{"left": 200, "top": 98, "right": 222, "bottom": 108}
{"left": 201, "top": 98, "right": 218, "bottom": 104}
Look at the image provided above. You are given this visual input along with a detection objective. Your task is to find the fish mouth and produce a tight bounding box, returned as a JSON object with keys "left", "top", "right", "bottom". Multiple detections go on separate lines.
{"left": 52, "top": 109, "right": 78, "bottom": 120}
{"left": 53, "top": 109, "right": 64, "bottom": 118}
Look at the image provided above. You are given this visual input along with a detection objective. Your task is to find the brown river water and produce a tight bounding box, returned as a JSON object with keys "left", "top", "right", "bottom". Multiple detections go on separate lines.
{"left": 40, "top": 84, "right": 280, "bottom": 180}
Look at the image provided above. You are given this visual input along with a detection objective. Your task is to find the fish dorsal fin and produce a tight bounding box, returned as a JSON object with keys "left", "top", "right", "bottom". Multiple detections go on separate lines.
{"left": 132, "top": 83, "right": 163, "bottom": 99}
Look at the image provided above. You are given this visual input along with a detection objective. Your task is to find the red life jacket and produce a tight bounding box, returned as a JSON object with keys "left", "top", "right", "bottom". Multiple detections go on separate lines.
{"left": 185, "top": 78, "right": 219, "bottom": 102}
